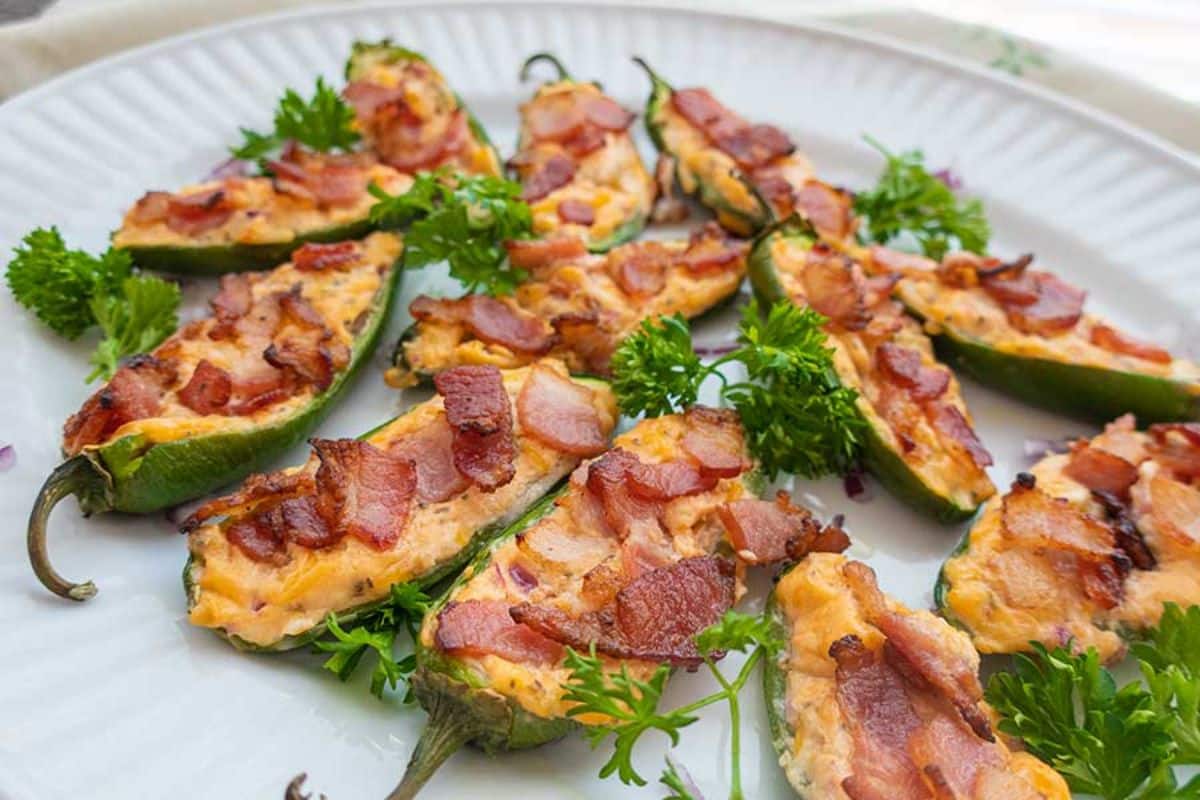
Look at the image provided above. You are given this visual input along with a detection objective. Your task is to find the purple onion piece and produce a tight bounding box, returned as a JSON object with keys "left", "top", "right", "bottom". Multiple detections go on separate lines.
{"left": 694, "top": 342, "right": 737, "bottom": 358}
{"left": 1023, "top": 437, "right": 1073, "bottom": 463}
{"left": 843, "top": 465, "right": 874, "bottom": 503}
{"left": 0, "top": 443, "right": 14, "bottom": 473}
{"left": 932, "top": 168, "right": 963, "bottom": 192}
{"left": 509, "top": 563, "right": 538, "bottom": 592}
{"left": 664, "top": 754, "right": 706, "bottom": 800}
{"left": 207, "top": 156, "right": 250, "bottom": 181}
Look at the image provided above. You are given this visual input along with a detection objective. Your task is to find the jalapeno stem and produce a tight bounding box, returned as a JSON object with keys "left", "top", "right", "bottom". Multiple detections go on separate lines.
{"left": 28, "top": 457, "right": 100, "bottom": 601}
{"left": 519, "top": 52, "right": 571, "bottom": 83}
{"left": 387, "top": 686, "right": 487, "bottom": 800}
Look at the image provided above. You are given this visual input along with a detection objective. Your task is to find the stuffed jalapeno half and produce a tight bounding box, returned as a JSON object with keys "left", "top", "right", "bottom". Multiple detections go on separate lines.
{"left": 764, "top": 553, "right": 1069, "bottom": 800}
{"left": 386, "top": 408, "right": 847, "bottom": 797}
{"left": 183, "top": 360, "right": 616, "bottom": 650}
{"left": 390, "top": 222, "right": 746, "bottom": 385}
{"left": 936, "top": 415, "right": 1200, "bottom": 662}
{"left": 635, "top": 58, "right": 854, "bottom": 240}
{"left": 867, "top": 246, "right": 1200, "bottom": 423}
{"left": 29, "top": 234, "right": 402, "bottom": 601}
{"left": 509, "top": 53, "right": 654, "bottom": 252}
{"left": 112, "top": 42, "right": 500, "bottom": 275}
{"left": 750, "top": 218, "right": 994, "bottom": 521}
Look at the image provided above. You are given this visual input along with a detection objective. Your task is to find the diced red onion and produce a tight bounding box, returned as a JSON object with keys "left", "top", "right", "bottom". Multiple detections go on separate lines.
{"left": 1023, "top": 437, "right": 1072, "bottom": 462}
{"left": 0, "top": 443, "right": 14, "bottom": 472}
{"left": 843, "top": 466, "right": 874, "bottom": 503}
{"left": 509, "top": 563, "right": 538, "bottom": 592}
{"left": 932, "top": 168, "right": 962, "bottom": 191}
{"left": 664, "top": 754, "right": 706, "bottom": 800}
{"left": 694, "top": 342, "right": 737, "bottom": 358}
{"left": 207, "top": 157, "right": 250, "bottom": 181}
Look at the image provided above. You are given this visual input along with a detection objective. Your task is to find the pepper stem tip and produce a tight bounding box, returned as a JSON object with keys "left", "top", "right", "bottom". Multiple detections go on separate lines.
{"left": 28, "top": 457, "right": 101, "bottom": 602}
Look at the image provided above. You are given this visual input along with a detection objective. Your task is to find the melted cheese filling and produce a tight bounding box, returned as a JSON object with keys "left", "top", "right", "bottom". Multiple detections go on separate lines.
{"left": 774, "top": 554, "right": 1069, "bottom": 800}
{"left": 769, "top": 237, "right": 994, "bottom": 509}
{"left": 942, "top": 445, "right": 1200, "bottom": 661}
{"left": 401, "top": 241, "right": 744, "bottom": 376}
{"left": 187, "top": 362, "right": 618, "bottom": 647}
{"left": 417, "top": 414, "right": 755, "bottom": 722}
{"left": 897, "top": 275, "right": 1200, "bottom": 384}
{"left": 89, "top": 232, "right": 399, "bottom": 450}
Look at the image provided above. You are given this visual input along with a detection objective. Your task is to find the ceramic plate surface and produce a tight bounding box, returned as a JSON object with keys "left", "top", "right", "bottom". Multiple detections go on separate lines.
{"left": 1, "top": 3, "right": 1199, "bottom": 798}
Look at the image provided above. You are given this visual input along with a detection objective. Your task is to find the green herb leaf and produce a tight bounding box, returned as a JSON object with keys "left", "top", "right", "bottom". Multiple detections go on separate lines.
{"left": 370, "top": 171, "right": 533, "bottom": 295}
{"left": 854, "top": 135, "right": 990, "bottom": 260}
{"left": 610, "top": 314, "right": 704, "bottom": 418}
{"left": 693, "top": 610, "right": 782, "bottom": 658}
{"left": 86, "top": 275, "right": 181, "bottom": 382}
{"left": 659, "top": 756, "right": 701, "bottom": 800}
{"left": 1134, "top": 604, "right": 1200, "bottom": 763}
{"left": 232, "top": 76, "right": 359, "bottom": 160}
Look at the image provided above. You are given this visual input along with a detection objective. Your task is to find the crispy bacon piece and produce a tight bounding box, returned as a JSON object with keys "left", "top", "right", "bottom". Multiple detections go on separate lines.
{"left": 264, "top": 329, "right": 348, "bottom": 392}
{"left": 1138, "top": 472, "right": 1200, "bottom": 551}
{"left": 1001, "top": 478, "right": 1128, "bottom": 609}
{"left": 435, "top": 599, "right": 564, "bottom": 665}
{"left": 1092, "top": 489, "right": 1157, "bottom": 570}
{"left": 681, "top": 406, "right": 748, "bottom": 479}
{"left": 1148, "top": 423, "right": 1200, "bottom": 482}
{"left": 671, "top": 88, "right": 793, "bottom": 169}
{"left": 128, "top": 190, "right": 171, "bottom": 224}
{"left": 375, "top": 109, "right": 468, "bottom": 173}
{"left": 410, "top": 295, "right": 556, "bottom": 355}
{"left": 1064, "top": 443, "right": 1140, "bottom": 499}
{"left": 386, "top": 414, "right": 471, "bottom": 504}
{"left": 165, "top": 189, "right": 233, "bottom": 235}
{"left": 504, "top": 236, "right": 589, "bottom": 272}
{"left": 311, "top": 439, "right": 417, "bottom": 550}
{"left": 625, "top": 460, "right": 719, "bottom": 500}
{"left": 182, "top": 469, "right": 313, "bottom": 531}
{"left": 225, "top": 362, "right": 296, "bottom": 416}
{"left": 226, "top": 513, "right": 288, "bottom": 565}
{"left": 679, "top": 222, "right": 746, "bottom": 274}
{"left": 844, "top": 561, "right": 993, "bottom": 741}
{"left": 522, "top": 153, "right": 576, "bottom": 202}
{"left": 511, "top": 556, "right": 735, "bottom": 668}
{"left": 585, "top": 449, "right": 670, "bottom": 538}
{"left": 869, "top": 245, "right": 938, "bottom": 276}
{"left": 982, "top": 269, "right": 1085, "bottom": 336}
{"left": 610, "top": 241, "right": 671, "bottom": 297}
{"left": 293, "top": 241, "right": 361, "bottom": 272}
{"left": 435, "top": 365, "right": 516, "bottom": 492}
{"left": 752, "top": 166, "right": 796, "bottom": 214}
{"left": 719, "top": 491, "right": 849, "bottom": 565}
{"left": 876, "top": 343, "right": 950, "bottom": 402}
{"left": 803, "top": 244, "right": 870, "bottom": 331}
{"left": 526, "top": 92, "right": 586, "bottom": 142}
{"left": 342, "top": 80, "right": 409, "bottom": 119}
{"left": 517, "top": 364, "right": 608, "bottom": 456}
{"left": 794, "top": 180, "right": 854, "bottom": 240}
{"left": 908, "top": 715, "right": 1008, "bottom": 800}
{"left": 1090, "top": 323, "right": 1172, "bottom": 364}
{"left": 178, "top": 360, "right": 232, "bottom": 415}
{"left": 930, "top": 404, "right": 993, "bottom": 468}
{"left": 551, "top": 310, "right": 617, "bottom": 375}
{"left": 209, "top": 273, "right": 254, "bottom": 337}
{"left": 272, "top": 494, "right": 338, "bottom": 549}
{"left": 557, "top": 198, "right": 595, "bottom": 225}
{"left": 671, "top": 88, "right": 727, "bottom": 129}
{"left": 63, "top": 355, "right": 177, "bottom": 454}
{"left": 583, "top": 95, "right": 635, "bottom": 131}
{"left": 269, "top": 155, "right": 367, "bottom": 208}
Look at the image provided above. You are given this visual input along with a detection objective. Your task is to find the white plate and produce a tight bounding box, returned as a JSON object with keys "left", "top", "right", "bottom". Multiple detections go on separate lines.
{"left": 2, "top": 3, "right": 1199, "bottom": 798}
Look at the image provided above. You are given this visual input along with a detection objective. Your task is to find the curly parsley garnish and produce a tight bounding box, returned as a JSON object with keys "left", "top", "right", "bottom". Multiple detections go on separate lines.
{"left": 853, "top": 135, "right": 990, "bottom": 260}
{"left": 611, "top": 300, "right": 863, "bottom": 478}
{"left": 231, "top": 76, "right": 360, "bottom": 162}
{"left": 564, "top": 610, "right": 782, "bottom": 798}
{"left": 369, "top": 170, "right": 534, "bottom": 295}
{"left": 6, "top": 227, "right": 180, "bottom": 382}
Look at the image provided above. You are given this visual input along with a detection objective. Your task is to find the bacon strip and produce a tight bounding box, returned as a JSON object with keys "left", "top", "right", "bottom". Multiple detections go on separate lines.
{"left": 522, "top": 153, "right": 576, "bottom": 202}
{"left": 719, "top": 491, "right": 849, "bottom": 565}
{"left": 681, "top": 406, "right": 748, "bottom": 478}
{"left": 982, "top": 269, "right": 1085, "bottom": 336}
{"left": 436, "top": 599, "right": 564, "bottom": 665}
{"left": 434, "top": 365, "right": 516, "bottom": 492}
{"left": 1148, "top": 423, "right": 1200, "bottom": 482}
{"left": 166, "top": 189, "right": 233, "bottom": 235}
{"left": 930, "top": 404, "right": 993, "bottom": 468}
{"left": 1090, "top": 323, "right": 1172, "bottom": 364}
{"left": 1064, "top": 443, "right": 1140, "bottom": 499}
{"left": 178, "top": 360, "right": 233, "bottom": 415}
{"left": 803, "top": 244, "right": 870, "bottom": 331}
{"left": 610, "top": 242, "right": 671, "bottom": 297}
{"left": 670, "top": 88, "right": 793, "bottom": 169}
{"left": 517, "top": 364, "right": 608, "bottom": 456}
{"left": 293, "top": 241, "right": 362, "bottom": 272}
{"left": 876, "top": 343, "right": 950, "bottom": 402}
{"left": 410, "top": 295, "right": 555, "bottom": 355}
{"left": 312, "top": 438, "right": 417, "bottom": 550}
{"left": 182, "top": 469, "right": 313, "bottom": 532}
{"left": 793, "top": 180, "right": 854, "bottom": 241}
{"left": 505, "top": 237, "right": 589, "bottom": 272}
{"left": 511, "top": 556, "right": 736, "bottom": 668}
{"left": 209, "top": 273, "right": 254, "bottom": 337}
{"left": 680, "top": 222, "right": 747, "bottom": 274}
{"left": 385, "top": 414, "right": 471, "bottom": 504}
{"left": 557, "top": 198, "right": 595, "bottom": 226}
{"left": 63, "top": 355, "right": 177, "bottom": 454}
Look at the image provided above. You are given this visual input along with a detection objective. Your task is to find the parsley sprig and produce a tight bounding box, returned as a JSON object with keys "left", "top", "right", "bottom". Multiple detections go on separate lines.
{"left": 231, "top": 76, "right": 360, "bottom": 162}
{"left": 611, "top": 300, "right": 863, "bottom": 478}
{"left": 986, "top": 604, "right": 1200, "bottom": 800}
{"left": 853, "top": 135, "right": 990, "bottom": 260}
{"left": 369, "top": 170, "right": 534, "bottom": 295}
{"left": 6, "top": 227, "right": 180, "bottom": 382}
{"left": 314, "top": 582, "right": 432, "bottom": 700}
{"left": 564, "top": 610, "right": 783, "bottom": 798}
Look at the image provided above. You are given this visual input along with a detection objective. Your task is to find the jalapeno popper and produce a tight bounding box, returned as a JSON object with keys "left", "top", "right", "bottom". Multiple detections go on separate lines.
{"left": 867, "top": 246, "right": 1200, "bottom": 423}
{"left": 29, "top": 233, "right": 402, "bottom": 601}
{"left": 764, "top": 554, "right": 1069, "bottom": 800}
{"left": 385, "top": 409, "right": 845, "bottom": 797}
{"left": 750, "top": 219, "right": 994, "bottom": 521}
{"left": 391, "top": 222, "right": 746, "bottom": 383}
{"left": 635, "top": 58, "right": 854, "bottom": 239}
{"left": 510, "top": 54, "right": 653, "bottom": 252}
{"left": 112, "top": 42, "right": 500, "bottom": 275}
{"left": 184, "top": 361, "right": 616, "bottom": 650}
{"left": 937, "top": 416, "right": 1200, "bottom": 662}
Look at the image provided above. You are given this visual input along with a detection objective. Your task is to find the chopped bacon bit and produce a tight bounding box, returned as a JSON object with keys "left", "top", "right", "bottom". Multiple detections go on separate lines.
{"left": 342, "top": 80, "right": 409, "bottom": 120}
{"left": 1090, "top": 323, "right": 1172, "bottom": 364}
{"left": 711, "top": 122, "right": 794, "bottom": 169}
{"left": 583, "top": 96, "right": 635, "bottom": 131}
{"left": 562, "top": 125, "right": 608, "bottom": 159}
{"left": 226, "top": 513, "right": 288, "bottom": 565}
{"left": 182, "top": 469, "right": 313, "bottom": 532}
{"left": 679, "top": 222, "right": 747, "bottom": 274}
{"left": 526, "top": 91, "right": 586, "bottom": 143}
{"left": 273, "top": 494, "right": 338, "bottom": 549}
{"left": 1148, "top": 423, "right": 1200, "bottom": 482}
{"left": 671, "top": 88, "right": 727, "bottom": 129}
{"left": 436, "top": 599, "right": 564, "bottom": 665}
{"left": 876, "top": 343, "right": 950, "bottom": 402}
{"left": 293, "top": 241, "right": 361, "bottom": 272}
{"left": 511, "top": 555, "right": 735, "bottom": 668}
{"left": 435, "top": 365, "right": 516, "bottom": 492}
{"left": 504, "top": 236, "right": 589, "bottom": 272}
{"left": 62, "top": 355, "right": 177, "bottom": 454}
{"left": 264, "top": 332, "right": 343, "bottom": 392}
{"left": 1140, "top": 472, "right": 1200, "bottom": 551}
{"left": 1064, "top": 443, "right": 1140, "bottom": 499}
{"left": 585, "top": 449, "right": 665, "bottom": 539}
{"left": 226, "top": 363, "right": 296, "bottom": 416}
{"left": 128, "top": 190, "right": 171, "bottom": 224}
{"left": 208, "top": 273, "right": 254, "bottom": 339}
{"left": 626, "top": 460, "right": 719, "bottom": 500}
{"left": 557, "top": 198, "right": 595, "bottom": 226}
{"left": 930, "top": 404, "right": 993, "bottom": 468}
{"left": 983, "top": 270, "right": 1086, "bottom": 336}
{"left": 552, "top": 310, "right": 617, "bottom": 375}
{"left": 794, "top": 180, "right": 854, "bottom": 240}
{"left": 516, "top": 521, "right": 611, "bottom": 575}
{"left": 165, "top": 189, "right": 233, "bottom": 235}
{"left": 522, "top": 153, "right": 576, "bottom": 202}
{"left": 803, "top": 244, "right": 870, "bottom": 331}
{"left": 869, "top": 245, "right": 938, "bottom": 276}
{"left": 312, "top": 438, "right": 417, "bottom": 550}
{"left": 681, "top": 406, "right": 748, "bottom": 478}
{"left": 411, "top": 294, "right": 556, "bottom": 355}
{"left": 517, "top": 364, "right": 608, "bottom": 456}
{"left": 178, "top": 360, "right": 232, "bottom": 415}
{"left": 385, "top": 414, "right": 471, "bottom": 504}
{"left": 375, "top": 108, "right": 468, "bottom": 173}
{"left": 719, "top": 491, "right": 849, "bottom": 565}
{"left": 651, "top": 154, "right": 690, "bottom": 224}
{"left": 1092, "top": 489, "right": 1156, "bottom": 570}
{"left": 610, "top": 241, "right": 671, "bottom": 297}
{"left": 752, "top": 166, "right": 796, "bottom": 214}
{"left": 908, "top": 716, "right": 1006, "bottom": 800}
